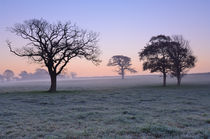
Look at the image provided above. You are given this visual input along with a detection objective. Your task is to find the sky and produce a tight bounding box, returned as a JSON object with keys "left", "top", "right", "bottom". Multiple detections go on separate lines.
{"left": 0, "top": 0, "right": 210, "bottom": 77}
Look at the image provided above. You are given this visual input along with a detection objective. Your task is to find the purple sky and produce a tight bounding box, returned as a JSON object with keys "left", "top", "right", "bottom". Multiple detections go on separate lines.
{"left": 0, "top": 0, "right": 209, "bottom": 76}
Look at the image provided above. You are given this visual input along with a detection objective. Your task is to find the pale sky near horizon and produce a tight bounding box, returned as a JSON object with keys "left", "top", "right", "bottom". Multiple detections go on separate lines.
{"left": 0, "top": 0, "right": 210, "bottom": 77}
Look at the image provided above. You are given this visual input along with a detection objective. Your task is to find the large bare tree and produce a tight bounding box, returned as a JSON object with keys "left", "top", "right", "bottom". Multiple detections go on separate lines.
{"left": 107, "top": 55, "right": 137, "bottom": 79}
{"left": 7, "top": 19, "right": 101, "bottom": 92}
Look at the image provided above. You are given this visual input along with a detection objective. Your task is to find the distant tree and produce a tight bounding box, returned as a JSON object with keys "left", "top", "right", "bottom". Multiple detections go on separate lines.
{"left": 107, "top": 55, "right": 137, "bottom": 79}
{"left": 0, "top": 74, "right": 4, "bottom": 82}
{"left": 3, "top": 69, "right": 14, "bottom": 81}
{"left": 33, "top": 68, "right": 49, "bottom": 79}
{"left": 139, "top": 35, "right": 171, "bottom": 86}
{"left": 70, "top": 72, "right": 77, "bottom": 79}
{"left": 168, "top": 35, "right": 196, "bottom": 86}
{"left": 13, "top": 77, "right": 20, "bottom": 81}
{"left": 7, "top": 19, "right": 101, "bottom": 92}
{"left": 19, "top": 71, "right": 30, "bottom": 80}
{"left": 58, "top": 69, "right": 68, "bottom": 79}
{"left": 34, "top": 68, "right": 48, "bottom": 75}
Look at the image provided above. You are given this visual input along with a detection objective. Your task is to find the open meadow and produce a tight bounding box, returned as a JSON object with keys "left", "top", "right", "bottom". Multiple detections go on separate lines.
{"left": 0, "top": 74, "right": 210, "bottom": 138}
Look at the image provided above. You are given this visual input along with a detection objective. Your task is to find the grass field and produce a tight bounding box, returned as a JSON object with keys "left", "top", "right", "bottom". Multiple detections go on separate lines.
{"left": 0, "top": 74, "right": 210, "bottom": 138}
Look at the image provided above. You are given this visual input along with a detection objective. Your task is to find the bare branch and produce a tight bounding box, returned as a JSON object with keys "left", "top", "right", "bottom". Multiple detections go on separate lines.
{"left": 7, "top": 18, "right": 101, "bottom": 91}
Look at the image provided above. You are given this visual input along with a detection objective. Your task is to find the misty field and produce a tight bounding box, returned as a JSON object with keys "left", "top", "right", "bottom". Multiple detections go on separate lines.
{"left": 0, "top": 74, "right": 210, "bottom": 138}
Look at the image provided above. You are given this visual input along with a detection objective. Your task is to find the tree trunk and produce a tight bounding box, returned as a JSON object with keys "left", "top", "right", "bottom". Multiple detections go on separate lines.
{"left": 177, "top": 75, "right": 181, "bottom": 87}
{"left": 122, "top": 74, "right": 124, "bottom": 79}
{"left": 121, "top": 69, "right": 124, "bottom": 79}
{"left": 49, "top": 72, "right": 57, "bottom": 92}
{"left": 163, "top": 72, "right": 166, "bottom": 87}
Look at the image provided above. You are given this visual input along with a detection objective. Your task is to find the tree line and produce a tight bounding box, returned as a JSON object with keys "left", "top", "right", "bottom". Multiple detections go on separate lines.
{"left": 7, "top": 19, "right": 196, "bottom": 92}
{"left": 0, "top": 68, "right": 75, "bottom": 82}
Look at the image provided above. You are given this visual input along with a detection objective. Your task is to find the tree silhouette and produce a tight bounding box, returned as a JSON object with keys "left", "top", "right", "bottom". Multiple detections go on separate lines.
{"left": 107, "top": 55, "right": 137, "bottom": 79}
{"left": 7, "top": 19, "right": 101, "bottom": 92}
{"left": 33, "top": 68, "right": 49, "bottom": 79}
{"left": 3, "top": 69, "right": 14, "bottom": 81}
{"left": 139, "top": 35, "right": 171, "bottom": 86}
{"left": 168, "top": 35, "right": 196, "bottom": 86}
{"left": 19, "top": 71, "right": 30, "bottom": 80}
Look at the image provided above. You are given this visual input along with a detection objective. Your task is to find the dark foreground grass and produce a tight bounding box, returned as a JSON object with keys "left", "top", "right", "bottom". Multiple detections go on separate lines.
{"left": 0, "top": 84, "right": 210, "bottom": 138}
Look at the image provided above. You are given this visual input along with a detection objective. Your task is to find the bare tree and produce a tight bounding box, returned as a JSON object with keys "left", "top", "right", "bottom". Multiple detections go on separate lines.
{"left": 139, "top": 35, "right": 171, "bottom": 87}
{"left": 3, "top": 69, "right": 14, "bottom": 81}
{"left": 168, "top": 35, "right": 196, "bottom": 86}
{"left": 7, "top": 19, "right": 101, "bottom": 92}
{"left": 107, "top": 55, "right": 137, "bottom": 79}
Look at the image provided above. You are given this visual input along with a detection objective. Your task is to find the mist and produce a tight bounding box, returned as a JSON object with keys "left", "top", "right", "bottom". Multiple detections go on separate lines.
{"left": 1, "top": 73, "right": 209, "bottom": 93}
{"left": 0, "top": 0, "right": 210, "bottom": 138}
